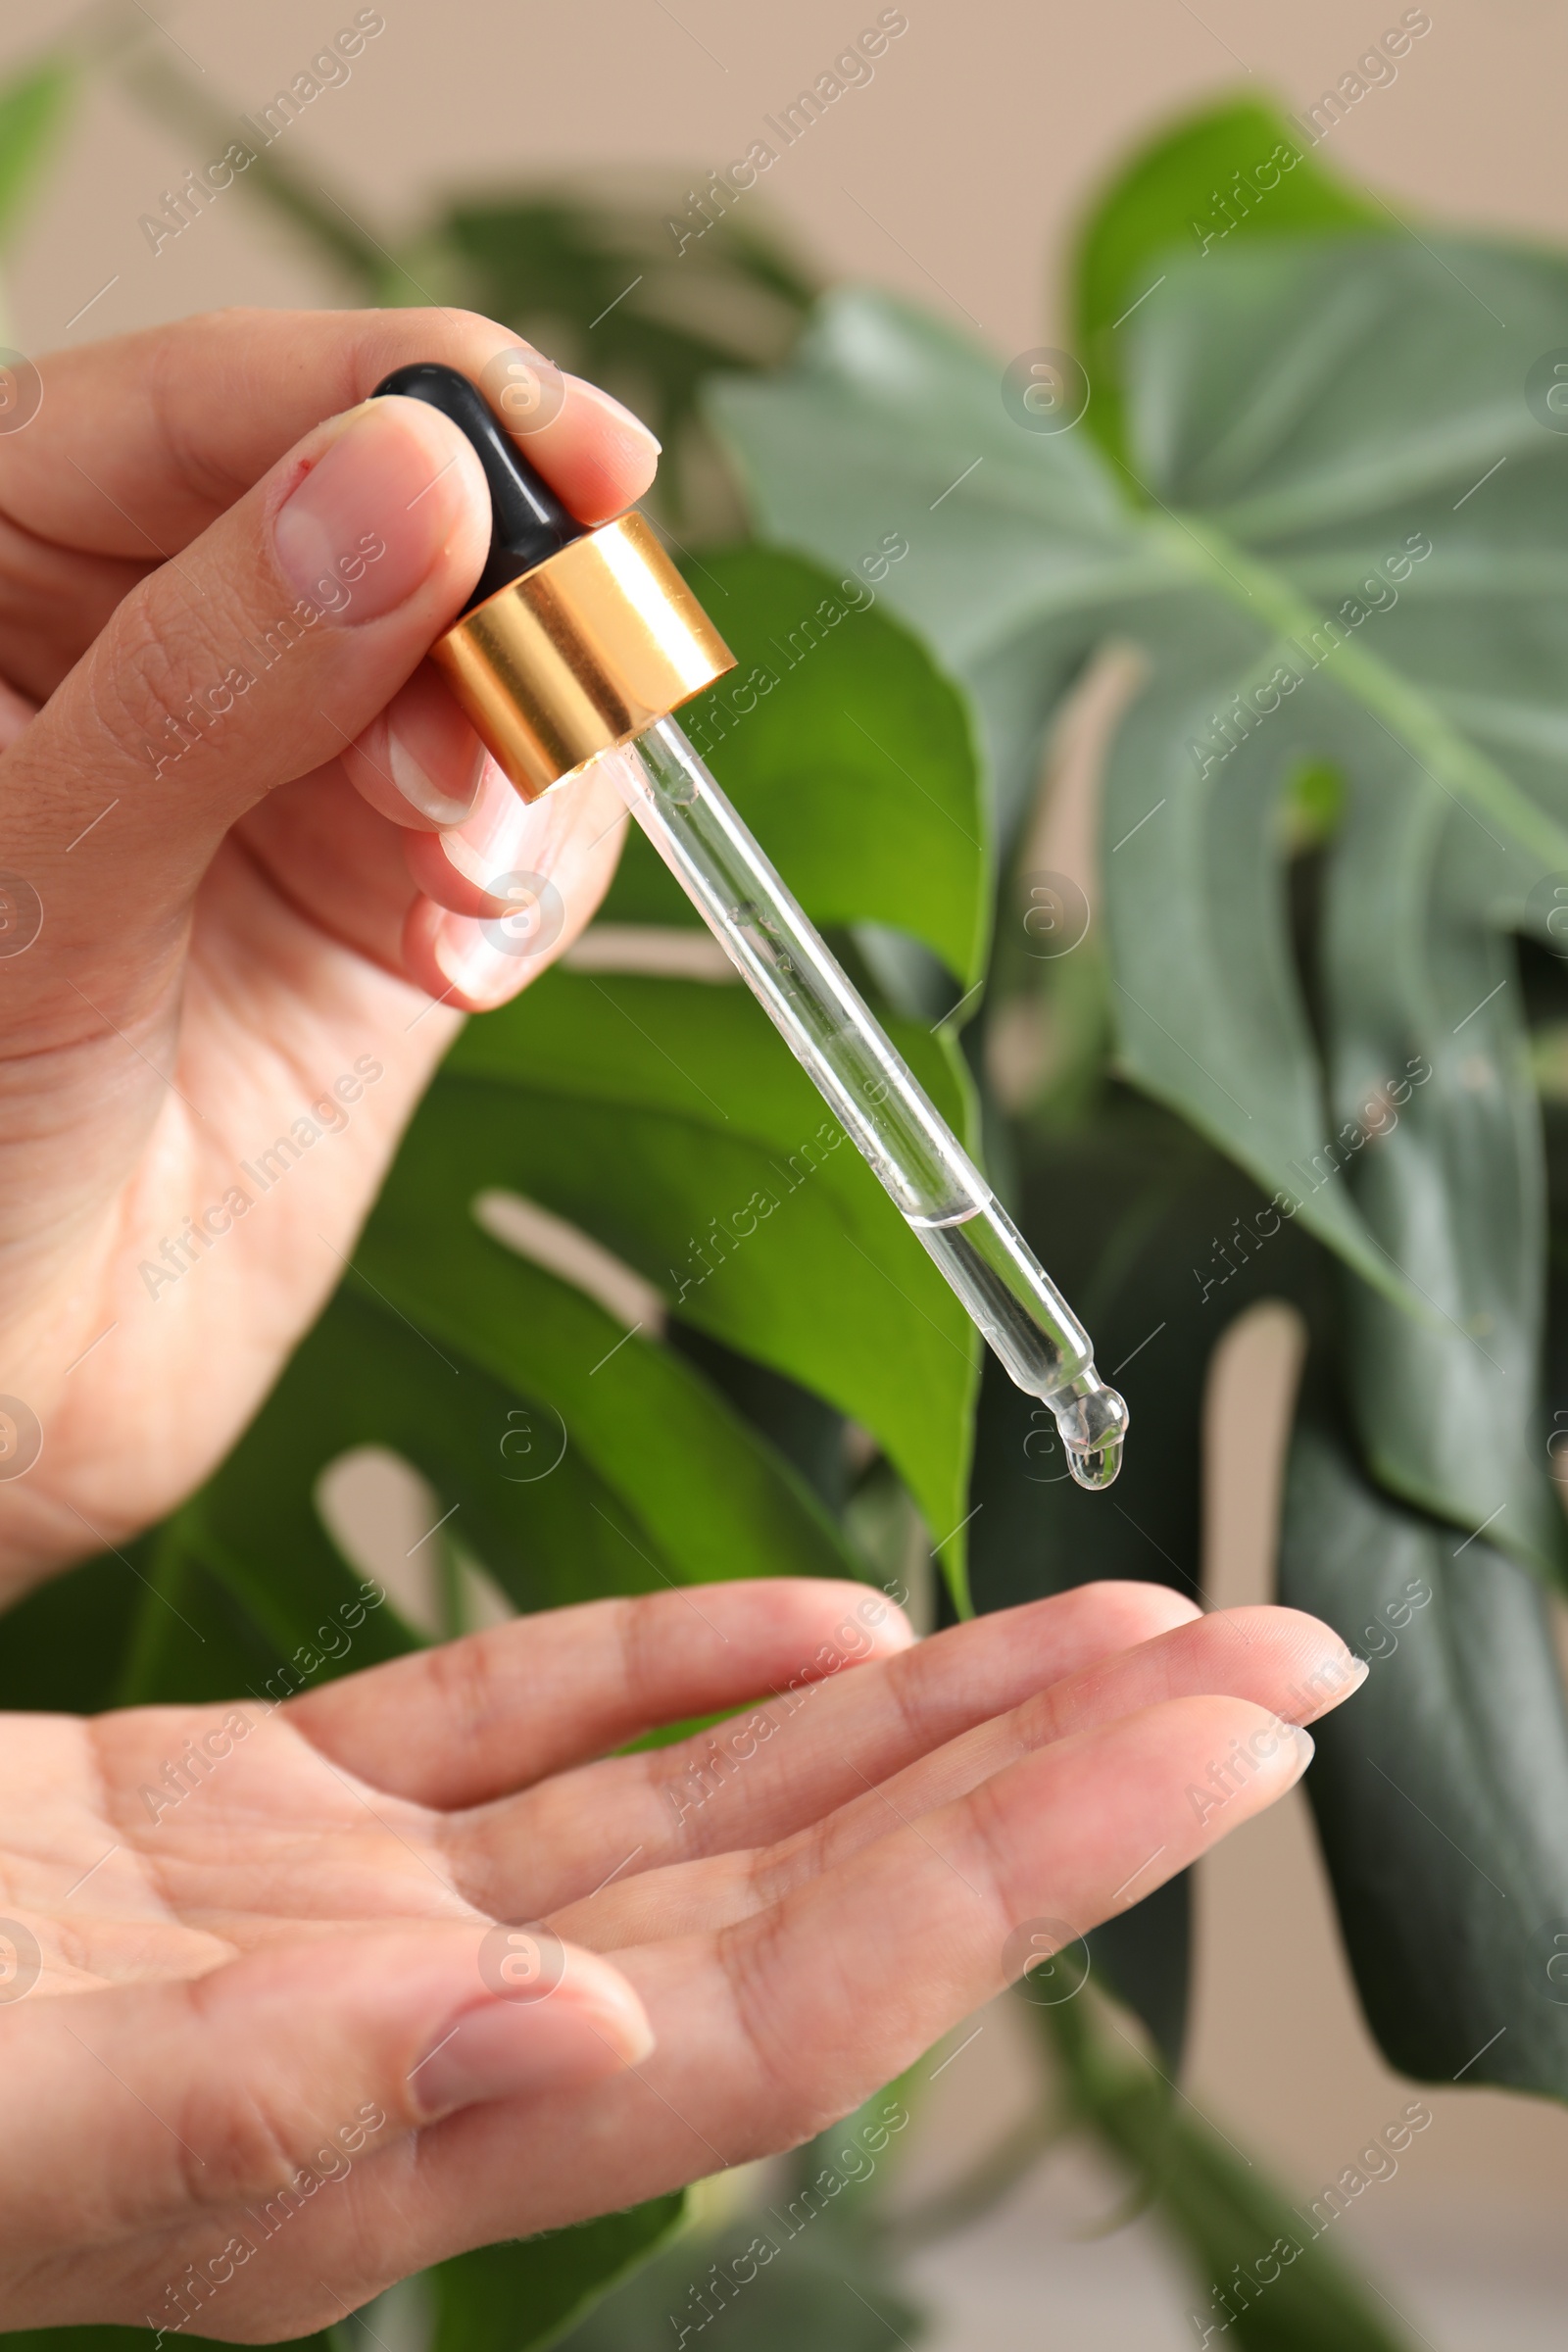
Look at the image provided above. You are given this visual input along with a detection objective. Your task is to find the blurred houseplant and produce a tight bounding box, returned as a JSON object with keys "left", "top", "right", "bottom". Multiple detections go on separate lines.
{"left": 2, "top": 24, "right": 1567, "bottom": 2352}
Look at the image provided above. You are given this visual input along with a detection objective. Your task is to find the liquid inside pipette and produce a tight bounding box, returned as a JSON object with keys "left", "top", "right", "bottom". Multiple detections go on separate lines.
{"left": 910, "top": 1214, "right": 1126, "bottom": 1490}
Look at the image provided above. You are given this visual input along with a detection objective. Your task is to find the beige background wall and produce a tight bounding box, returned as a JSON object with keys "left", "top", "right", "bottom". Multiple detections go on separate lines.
{"left": 5, "top": 1, "right": 1568, "bottom": 361}
{"left": 3, "top": 2, "right": 1566, "bottom": 2344}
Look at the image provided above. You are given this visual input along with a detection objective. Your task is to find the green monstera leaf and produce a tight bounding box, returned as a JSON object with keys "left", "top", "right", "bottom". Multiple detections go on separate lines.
{"left": 1073, "top": 95, "right": 1385, "bottom": 470}
{"left": 710, "top": 111, "right": 1568, "bottom": 2123}
{"left": 711, "top": 237, "right": 1568, "bottom": 1590}
{"left": 1280, "top": 1407, "right": 1568, "bottom": 2095}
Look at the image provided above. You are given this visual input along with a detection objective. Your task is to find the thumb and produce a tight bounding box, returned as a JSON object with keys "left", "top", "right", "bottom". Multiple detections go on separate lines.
{"left": 0, "top": 1922, "right": 651, "bottom": 2259}
{"left": 2, "top": 393, "right": 490, "bottom": 1025}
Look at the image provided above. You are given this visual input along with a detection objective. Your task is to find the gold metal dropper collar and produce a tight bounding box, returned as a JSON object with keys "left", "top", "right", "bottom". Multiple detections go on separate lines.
{"left": 429, "top": 511, "right": 736, "bottom": 803}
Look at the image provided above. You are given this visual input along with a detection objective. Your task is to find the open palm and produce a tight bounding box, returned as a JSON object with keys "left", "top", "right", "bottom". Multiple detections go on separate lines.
{"left": 0, "top": 1574, "right": 1360, "bottom": 2338}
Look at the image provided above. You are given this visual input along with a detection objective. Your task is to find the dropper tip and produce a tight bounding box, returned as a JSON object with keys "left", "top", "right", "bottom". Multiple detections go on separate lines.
{"left": 1051, "top": 1371, "right": 1130, "bottom": 1492}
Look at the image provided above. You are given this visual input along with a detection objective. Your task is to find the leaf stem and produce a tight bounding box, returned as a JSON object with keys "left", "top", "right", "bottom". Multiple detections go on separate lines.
{"left": 1150, "top": 510, "right": 1568, "bottom": 872}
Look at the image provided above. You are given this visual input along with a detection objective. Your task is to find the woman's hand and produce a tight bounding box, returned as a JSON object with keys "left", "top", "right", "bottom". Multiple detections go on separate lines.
{"left": 0, "top": 309, "right": 658, "bottom": 1600}
{"left": 0, "top": 1575, "right": 1364, "bottom": 2337}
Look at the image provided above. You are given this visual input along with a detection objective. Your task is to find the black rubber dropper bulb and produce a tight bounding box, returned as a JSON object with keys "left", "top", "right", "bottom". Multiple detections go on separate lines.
{"left": 371, "top": 362, "right": 585, "bottom": 612}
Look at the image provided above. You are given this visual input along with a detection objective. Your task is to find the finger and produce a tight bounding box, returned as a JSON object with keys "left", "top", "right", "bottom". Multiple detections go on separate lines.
{"left": 322, "top": 1696, "right": 1314, "bottom": 2255}
{"left": 402, "top": 757, "right": 557, "bottom": 912}
{"left": 285, "top": 1580, "right": 916, "bottom": 1807}
{"left": 0, "top": 669, "right": 34, "bottom": 749}
{"left": 0, "top": 308, "right": 656, "bottom": 678}
{"left": 448, "top": 1582, "right": 1203, "bottom": 1916}
{"left": 0, "top": 1922, "right": 648, "bottom": 2309}
{"left": 230, "top": 734, "right": 624, "bottom": 1008}
{"left": 548, "top": 1603, "right": 1364, "bottom": 1945}
{"left": 0, "top": 507, "right": 149, "bottom": 710}
{"left": 341, "top": 662, "right": 489, "bottom": 833}
{"left": 401, "top": 756, "right": 628, "bottom": 1009}
{"left": 5, "top": 393, "right": 493, "bottom": 1017}
{"left": 231, "top": 760, "right": 434, "bottom": 980}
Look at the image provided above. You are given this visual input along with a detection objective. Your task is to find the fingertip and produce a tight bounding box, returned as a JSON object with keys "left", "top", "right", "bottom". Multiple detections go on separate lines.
{"left": 870, "top": 1596, "right": 917, "bottom": 1650}
{"left": 400, "top": 758, "right": 623, "bottom": 1002}
{"left": 567, "top": 376, "right": 662, "bottom": 464}
{"left": 792, "top": 1576, "right": 916, "bottom": 1658}
{"left": 1207, "top": 1693, "right": 1317, "bottom": 1793}
{"left": 408, "top": 1942, "right": 654, "bottom": 2124}
{"left": 562, "top": 1943, "right": 658, "bottom": 2065}
{"left": 344, "top": 665, "right": 487, "bottom": 832}
{"left": 403, "top": 896, "right": 534, "bottom": 1012}
{"left": 1208, "top": 1605, "right": 1366, "bottom": 1716}
{"left": 1132, "top": 1583, "right": 1204, "bottom": 1632}
{"left": 403, "top": 758, "right": 541, "bottom": 914}
{"left": 1297, "top": 1649, "right": 1368, "bottom": 1719}
{"left": 1013, "top": 1578, "right": 1203, "bottom": 1657}
{"left": 521, "top": 376, "right": 661, "bottom": 525}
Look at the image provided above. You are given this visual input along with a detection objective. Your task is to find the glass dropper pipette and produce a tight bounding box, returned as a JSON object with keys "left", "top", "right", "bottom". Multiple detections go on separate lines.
{"left": 603, "top": 716, "right": 1128, "bottom": 1490}
{"left": 377, "top": 361, "right": 1129, "bottom": 1491}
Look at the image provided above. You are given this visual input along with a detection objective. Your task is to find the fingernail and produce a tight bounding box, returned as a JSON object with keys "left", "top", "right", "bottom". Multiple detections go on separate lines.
{"left": 572, "top": 377, "right": 662, "bottom": 459}
{"left": 435, "top": 763, "right": 536, "bottom": 889}
{"left": 382, "top": 712, "right": 483, "bottom": 825}
{"left": 1288, "top": 1725, "right": 1315, "bottom": 1777}
{"left": 369, "top": 670, "right": 486, "bottom": 825}
{"left": 272, "top": 399, "right": 478, "bottom": 625}
{"left": 431, "top": 912, "right": 525, "bottom": 1005}
{"left": 1298, "top": 1652, "right": 1367, "bottom": 1716}
{"left": 412, "top": 1990, "right": 654, "bottom": 2119}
